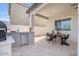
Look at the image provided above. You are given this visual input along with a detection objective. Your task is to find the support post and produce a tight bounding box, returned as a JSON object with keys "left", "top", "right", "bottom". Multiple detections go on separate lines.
{"left": 28, "top": 14, "right": 34, "bottom": 45}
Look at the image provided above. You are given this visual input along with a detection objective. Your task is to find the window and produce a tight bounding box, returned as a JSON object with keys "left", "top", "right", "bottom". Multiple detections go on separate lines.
{"left": 55, "top": 20, "right": 61, "bottom": 30}
{"left": 55, "top": 18, "right": 71, "bottom": 31}
{"left": 0, "top": 3, "right": 9, "bottom": 21}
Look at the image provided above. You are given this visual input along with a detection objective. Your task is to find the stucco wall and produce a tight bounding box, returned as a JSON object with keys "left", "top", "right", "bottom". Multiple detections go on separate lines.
{"left": 47, "top": 8, "right": 78, "bottom": 41}
{"left": 10, "top": 3, "right": 29, "bottom": 26}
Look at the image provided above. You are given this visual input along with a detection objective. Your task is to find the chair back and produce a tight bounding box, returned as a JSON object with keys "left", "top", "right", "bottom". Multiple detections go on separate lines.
{"left": 66, "top": 34, "right": 70, "bottom": 39}
{"left": 46, "top": 33, "right": 50, "bottom": 36}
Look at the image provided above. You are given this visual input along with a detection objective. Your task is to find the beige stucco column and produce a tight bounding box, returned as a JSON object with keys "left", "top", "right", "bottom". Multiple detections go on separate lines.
{"left": 28, "top": 13, "right": 34, "bottom": 45}
{"left": 29, "top": 14, "right": 34, "bottom": 32}
{"left": 28, "top": 3, "right": 47, "bottom": 45}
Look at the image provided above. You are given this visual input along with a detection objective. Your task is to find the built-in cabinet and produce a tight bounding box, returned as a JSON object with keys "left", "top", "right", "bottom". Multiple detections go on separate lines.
{"left": 7, "top": 32, "right": 34, "bottom": 47}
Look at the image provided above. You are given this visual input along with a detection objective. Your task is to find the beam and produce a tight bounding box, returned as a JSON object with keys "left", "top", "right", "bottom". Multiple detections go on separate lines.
{"left": 35, "top": 14, "right": 49, "bottom": 19}
{"left": 17, "top": 3, "right": 28, "bottom": 8}
{"left": 26, "top": 3, "right": 42, "bottom": 14}
{"left": 71, "top": 3, "right": 77, "bottom": 6}
{"left": 31, "top": 3, "right": 47, "bottom": 15}
{"left": 71, "top": 3, "right": 78, "bottom": 9}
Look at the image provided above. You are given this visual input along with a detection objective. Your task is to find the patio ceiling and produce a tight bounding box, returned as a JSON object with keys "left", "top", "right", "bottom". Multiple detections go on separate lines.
{"left": 18, "top": 3, "right": 48, "bottom": 19}
{"left": 36, "top": 3, "right": 78, "bottom": 18}
{"left": 18, "top": 3, "right": 77, "bottom": 20}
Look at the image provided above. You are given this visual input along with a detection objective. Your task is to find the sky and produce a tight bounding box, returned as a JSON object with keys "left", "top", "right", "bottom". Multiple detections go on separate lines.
{"left": 0, "top": 3, "right": 9, "bottom": 21}
{"left": 23, "top": 3, "right": 33, "bottom": 8}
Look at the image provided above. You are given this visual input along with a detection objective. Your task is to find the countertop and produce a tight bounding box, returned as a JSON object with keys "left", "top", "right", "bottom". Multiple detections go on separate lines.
{"left": 0, "top": 36, "right": 15, "bottom": 45}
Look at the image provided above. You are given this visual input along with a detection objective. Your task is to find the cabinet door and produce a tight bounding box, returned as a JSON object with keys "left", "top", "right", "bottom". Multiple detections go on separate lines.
{"left": 0, "top": 44, "right": 12, "bottom": 56}
{"left": 20, "top": 34, "right": 28, "bottom": 45}
{"left": 11, "top": 33, "right": 20, "bottom": 47}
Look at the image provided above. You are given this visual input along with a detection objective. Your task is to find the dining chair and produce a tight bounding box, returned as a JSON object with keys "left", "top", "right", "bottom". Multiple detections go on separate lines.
{"left": 46, "top": 32, "right": 57, "bottom": 45}
{"left": 61, "top": 34, "right": 70, "bottom": 46}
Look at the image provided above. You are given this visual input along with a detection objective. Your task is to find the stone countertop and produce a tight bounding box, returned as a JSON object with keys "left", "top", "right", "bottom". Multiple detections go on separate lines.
{"left": 7, "top": 30, "right": 30, "bottom": 33}
{"left": 0, "top": 36, "right": 15, "bottom": 45}
{"left": 7, "top": 31, "right": 34, "bottom": 34}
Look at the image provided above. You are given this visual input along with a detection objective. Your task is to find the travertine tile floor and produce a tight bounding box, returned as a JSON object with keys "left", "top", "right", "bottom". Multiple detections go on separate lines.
{"left": 12, "top": 36, "right": 77, "bottom": 56}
